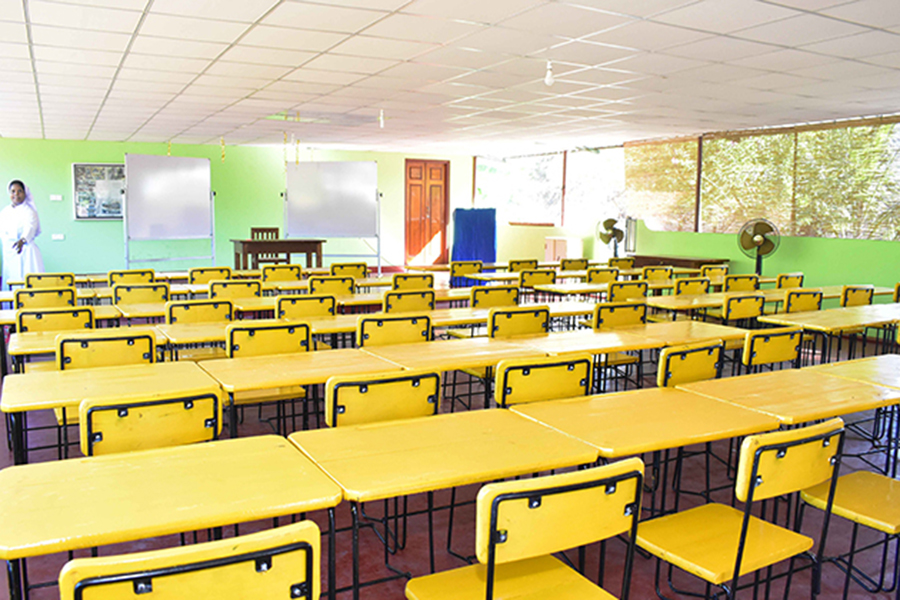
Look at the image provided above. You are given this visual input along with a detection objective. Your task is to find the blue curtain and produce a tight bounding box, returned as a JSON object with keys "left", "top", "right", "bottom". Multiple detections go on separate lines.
{"left": 451, "top": 208, "right": 496, "bottom": 262}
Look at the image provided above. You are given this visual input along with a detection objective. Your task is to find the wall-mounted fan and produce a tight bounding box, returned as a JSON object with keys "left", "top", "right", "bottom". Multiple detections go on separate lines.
{"left": 597, "top": 218, "right": 625, "bottom": 257}
{"left": 738, "top": 218, "right": 780, "bottom": 275}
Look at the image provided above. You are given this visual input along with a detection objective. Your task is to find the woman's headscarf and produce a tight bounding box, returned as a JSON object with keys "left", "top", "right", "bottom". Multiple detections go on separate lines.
{"left": 8, "top": 180, "right": 41, "bottom": 238}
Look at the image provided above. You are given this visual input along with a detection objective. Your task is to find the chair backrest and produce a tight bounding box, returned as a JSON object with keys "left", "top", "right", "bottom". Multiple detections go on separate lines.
{"left": 79, "top": 390, "right": 222, "bottom": 456}
{"left": 17, "top": 307, "right": 94, "bottom": 333}
{"left": 262, "top": 264, "right": 303, "bottom": 281}
{"left": 226, "top": 321, "right": 311, "bottom": 358}
{"left": 592, "top": 302, "right": 647, "bottom": 330}
{"left": 841, "top": 285, "right": 873, "bottom": 307}
{"left": 209, "top": 279, "right": 261, "bottom": 300}
{"left": 608, "top": 257, "right": 634, "bottom": 269}
{"left": 642, "top": 265, "right": 672, "bottom": 281}
{"left": 608, "top": 281, "right": 648, "bottom": 302}
{"left": 488, "top": 306, "right": 549, "bottom": 338}
{"left": 392, "top": 273, "right": 434, "bottom": 290}
{"left": 357, "top": 314, "right": 431, "bottom": 347}
{"left": 277, "top": 294, "right": 336, "bottom": 319}
{"left": 471, "top": 285, "right": 519, "bottom": 308}
{"left": 519, "top": 269, "right": 556, "bottom": 288}
{"left": 108, "top": 269, "right": 154, "bottom": 286}
{"left": 58, "top": 332, "right": 155, "bottom": 370}
{"left": 586, "top": 267, "right": 618, "bottom": 284}
{"left": 450, "top": 260, "right": 482, "bottom": 277}
{"left": 742, "top": 327, "right": 802, "bottom": 369}
{"left": 722, "top": 294, "right": 764, "bottom": 322}
{"left": 308, "top": 276, "right": 354, "bottom": 296}
{"left": 495, "top": 355, "right": 592, "bottom": 407}
{"left": 560, "top": 258, "right": 588, "bottom": 271}
{"left": 475, "top": 459, "right": 643, "bottom": 600}
{"left": 59, "top": 521, "right": 320, "bottom": 600}
{"left": 166, "top": 300, "right": 233, "bottom": 324}
{"left": 383, "top": 289, "right": 435, "bottom": 314}
{"left": 735, "top": 418, "right": 843, "bottom": 503}
{"left": 674, "top": 277, "right": 710, "bottom": 296}
{"left": 507, "top": 259, "right": 538, "bottom": 273}
{"left": 657, "top": 340, "right": 723, "bottom": 387}
{"left": 776, "top": 272, "right": 804, "bottom": 289}
{"left": 26, "top": 272, "right": 75, "bottom": 288}
{"left": 785, "top": 289, "right": 823, "bottom": 313}
{"left": 324, "top": 370, "right": 440, "bottom": 427}
{"left": 189, "top": 266, "right": 231, "bottom": 284}
{"left": 14, "top": 287, "right": 75, "bottom": 309}
{"left": 724, "top": 274, "right": 759, "bottom": 292}
{"left": 113, "top": 282, "right": 169, "bottom": 305}
{"left": 700, "top": 264, "right": 728, "bottom": 279}
{"left": 330, "top": 262, "right": 367, "bottom": 279}
{"left": 251, "top": 226, "right": 279, "bottom": 240}
{"left": 894, "top": 282, "right": 900, "bottom": 303}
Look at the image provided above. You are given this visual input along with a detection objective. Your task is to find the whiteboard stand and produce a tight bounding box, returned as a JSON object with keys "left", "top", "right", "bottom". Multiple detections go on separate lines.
{"left": 125, "top": 191, "right": 216, "bottom": 269}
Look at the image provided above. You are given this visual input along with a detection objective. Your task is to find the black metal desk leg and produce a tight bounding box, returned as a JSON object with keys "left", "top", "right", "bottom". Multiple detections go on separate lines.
{"left": 6, "top": 559, "right": 23, "bottom": 600}
{"left": 10, "top": 412, "right": 26, "bottom": 465}
{"left": 351, "top": 502, "right": 360, "bottom": 600}
{"left": 328, "top": 508, "right": 336, "bottom": 600}
{"left": 228, "top": 393, "right": 238, "bottom": 438}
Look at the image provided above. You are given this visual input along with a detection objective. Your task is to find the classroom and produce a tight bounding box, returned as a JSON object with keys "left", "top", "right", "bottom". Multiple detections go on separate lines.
{"left": 1, "top": 1, "right": 900, "bottom": 599}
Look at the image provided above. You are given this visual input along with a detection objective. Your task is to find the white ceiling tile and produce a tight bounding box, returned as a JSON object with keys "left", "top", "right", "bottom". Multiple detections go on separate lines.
{"left": 31, "top": 25, "right": 129, "bottom": 51}
{"left": 0, "top": 71, "right": 34, "bottom": 84}
{"left": 331, "top": 36, "right": 438, "bottom": 61}
{"left": 413, "top": 47, "right": 510, "bottom": 70}
{"left": 40, "top": 84, "right": 107, "bottom": 97}
{"left": 0, "top": 82, "right": 40, "bottom": 94}
{"left": 39, "top": 73, "right": 112, "bottom": 88}
{"left": 130, "top": 36, "right": 228, "bottom": 60}
{"left": 735, "top": 71, "right": 820, "bottom": 89}
{"left": 556, "top": 66, "right": 641, "bottom": 86}
{"left": 352, "top": 75, "right": 421, "bottom": 91}
{"left": 250, "top": 89, "right": 317, "bottom": 102}
{"left": 0, "top": 57, "right": 33, "bottom": 72}
{"left": 282, "top": 68, "right": 366, "bottom": 85}
{"left": 588, "top": 21, "right": 711, "bottom": 51}
{"left": 534, "top": 41, "right": 636, "bottom": 65}
{"left": 673, "top": 62, "right": 769, "bottom": 82}
{"left": 652, "top": 0, "right": 799, "bottom": 34}
{"left": 301, "top": 53, "right": 399, "bottom": 74}
{"left": 450, "top": 70, "right": 535, "bottom": 88}
{"left": 239, "top": 25, "right": 348, "bottom": 52}
{"left": 32, "top": 46, "right": 120, "bottom": 65}
{"left": 265, "top": 80, "right": 341, "bottom": 95}
{"left": 123, "top": 53, "right": 210, "bottom": 73}
{"left": 29, "top": 1, "right": 141, "bottom": 33}
{"left": 604, "top": 52, "right": 705, "bottom": 75}
{"left": 206, "top": 61, "right": 292, "bottom": 79}
{"left": 0, "top": 21, "right": 31, "bottom": 44}
{"left": 731, "top": 48, "right": 837, "bottom": 71}
{"left": 864, "top": 51, "right": 900, "bottom": 68}
{"left": 0, "top": 3, "right": 24, "bottom": 21}
{"left": 220, "top": 45, "right": 316, "bottom": 67}
{"left": 118, "top": 68, "right": 195, "bottom": 83}
{"left": 821, "top": 0, "right": 900, "bottom": 28}
{"left": 800, "top": 31, "right": 900, "bottom": 59}
{"left": 663, "top": 36, "right": 778, "bottom": 61}
{"left": 790, "top": 60, "right": 893, "bottom": 81}
{"left": 499, "top": 4, "right": 634, "bottom": 39}
{"left": 112, "top": 79, "right": 186, "bottom": 93}
{"left": 262, "top": 3, "right": 387, "bottom": 33}
{"left": 363, "top": 14, "right": 484, "bottom": 44}
{"left": 0, "top": 42, "right": 30, "bottom": 59}
{"left": 192, "top": 73, "right": 272, "bottom": 89}
{"left": 402, "top": 0, "right": 546, "bottom": 24}
{"left": 140, "top": 14, "right": 248, "bottom": 43}
{"left": 151, "top": 0, "right": 280, "bottom": 22}
{"left": 734, "top": 14, "right": 868, "bottom": 46}
{"left": 378, "top": 62, "right": 469, "bottom": 82}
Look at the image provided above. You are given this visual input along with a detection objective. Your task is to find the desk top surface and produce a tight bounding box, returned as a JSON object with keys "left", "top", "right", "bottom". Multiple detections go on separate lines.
{"left": 759, "top": 301, "right": 900, "bottom": 331}
{"left": 806, "top": 354, "right": 900, "bottom": 389}
{"left": 231, "top": 238, "right": 325, "bottom": 244}
{"left": 289, "top": 409, "right": 597, "bottom": 502}
{"left": 613, "top": 321, "right": 749, "bottom": 345}
{"left": 503, "top": 328, "right": 665, "bottom": 356}
{"left": 361, "top": 337, "right": 548, "bottom": 371}
{"left": 8, "top": 326, "right": 166, "bottom": 357}
{"left": 0, "top": 435, "right": 341, "bottom": 559}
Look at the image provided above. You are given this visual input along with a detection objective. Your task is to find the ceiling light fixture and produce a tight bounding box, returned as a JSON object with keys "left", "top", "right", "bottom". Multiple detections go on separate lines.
{"left": 379, "top": 109, "right": 385, "bottom": 129}
{"left": 544, "top": 60, "right": 554, "bottom": 87}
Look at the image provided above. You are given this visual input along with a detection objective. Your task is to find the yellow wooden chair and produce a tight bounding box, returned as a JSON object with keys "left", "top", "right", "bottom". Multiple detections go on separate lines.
{"left": 894, "top": 282, "right": 900, "bottom": 303}
{"left": 472, "top": 285, "right": 519, "bottom": 308}
{"left": 113, "top": 282, "right": 169, "bottom": 306}
{"left": 494, "top": 355, "right": 592, "bottom": 407}
{"left": 636, "top": 419, "right": 844, "bottom": 600}
{"left": 357, "top": 314, "right": 431, "bottom": 347}
{"left": 166, "top": 299, "right": 233, "bottom": 324}
{"left": 108, "top": 269, "right": 154, "bottom": 286}
{"left": 700, "top": 264, "right": 728, "bottom": 279}
{"left": 592, "top": 301, "right": 647, "bottom": 329}
{"left": 489, "top": 305, "right": 549, "bottom": 338}
{"left": 507, "top": 259, "right": 537, "bottom": 273}
{"left": 308, "top": 275, "right": 354, "bottom": 296}
{"left": 721, "top": 294, "right": 764, "bottom": 327}
{"left": 587, "top": 267, "right": 618, "bottom": 284}
{"left": 59, "top": 520, "right": 320, "bottom": 600}
{"left": 841, "top": 285, "right": 874, "bottom": 307}
{"left": 657, "top": 340, "right": 723, "bottom": 387}
{"left": 675, "top": 277, "right": 710, "bottom": 296}
{"left": 560, "top": 258, "right": 588, "bottom": 271}
{"left": 209, "top": 279, "right": 261, "bottom": 299}
{"left": 776, "top": 272, "right": 804, "bottom": 288}
{"left": 58, "top": 331, "right": 155, "bottom": 371}
{"left": 642, "top": 265, "right": 673, "bottom": 281}
{"left": 277, "top": 294, "right": 335, "bottom": 319}
{"left": 608, "top": 256, "right": 634, "bottom": 269}
{"left": 450, "top": 260, "right": 482, "bottom": 287}
{"left": 724, "top": 274, "right": 759, "bottom": 292}
{"left": 17, "top": 306, "right": 93, "bottom": 334}
{"left": 80, "top": 389, "right": 223, "bottom": 456}
{"left": 324, "top": 370, "right": 440, "bottom": 427}
{"left": 331, "top": 262, "right": 368, "bottom": 279}
{"left": 406, "top": 459, "right": 644, "bottom": 600}
{"left": 25, "top": 272, "right": 75, "bottom": 288}
{"left": 384, "top": 289, "right": 435, "bottom": 314}
{"left": 261, "top": 264, "right": 302, "bottom": 281}
{"left": 518, "top": 269, "right": 556, "bottom": 288}
{"left": 188, "top": 266, "right": 231, "bottom": 284}
{"left": 785, "top": 289, "right": 823, "bottom": 313}
{"left": 741, "top": 326, "right": 802, "bottom": 373}
{"left": 14, "top": 287, "right": 75, "bottom": 309}
{"left": 392, "top": 273, "right": 434, "bottom": 290}
{"left": 608, "top": 280, "right": 648, "bottom": 302}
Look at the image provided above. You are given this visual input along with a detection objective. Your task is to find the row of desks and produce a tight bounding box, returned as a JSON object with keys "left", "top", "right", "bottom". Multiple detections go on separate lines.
{"left": 4, "top": 354, "right": 900, "bottom": 599}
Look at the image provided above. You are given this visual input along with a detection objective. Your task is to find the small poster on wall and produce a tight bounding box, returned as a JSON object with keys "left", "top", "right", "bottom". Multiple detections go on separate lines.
{"left": 73, "top": 163, "right": 125, "bottom": 219}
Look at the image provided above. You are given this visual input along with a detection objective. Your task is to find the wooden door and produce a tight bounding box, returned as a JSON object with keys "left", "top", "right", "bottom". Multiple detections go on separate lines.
{"left": 405, "top": 160, "right": 449, "bottom": 265}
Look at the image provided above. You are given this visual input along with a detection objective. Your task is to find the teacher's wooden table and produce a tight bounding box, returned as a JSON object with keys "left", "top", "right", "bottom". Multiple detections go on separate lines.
{"left": 231, "top": 238, "right": 325, "bottom": 269}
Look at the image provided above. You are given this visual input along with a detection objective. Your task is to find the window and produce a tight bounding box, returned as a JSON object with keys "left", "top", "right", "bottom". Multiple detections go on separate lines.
{"left": 624, "top": 139, "right": 698, "bottom": 232}
{"left": 475, "top": 154, "right": 564, "bottom": 225}
{"left": 564, "top": 148, "right": 626, "bottom": 232}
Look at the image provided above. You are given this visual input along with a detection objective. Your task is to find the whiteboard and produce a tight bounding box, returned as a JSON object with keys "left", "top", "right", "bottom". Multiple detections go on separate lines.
{"left": 125, "top": 154, "right": 212, "bottom": 240}
{"left": 285, "top": 161, "right": 377, "bottom": 238}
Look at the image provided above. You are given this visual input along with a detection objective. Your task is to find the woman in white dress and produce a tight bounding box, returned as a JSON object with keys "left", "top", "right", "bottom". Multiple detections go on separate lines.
{"left": 0, "top": 180, "right": 44, "bottom": 290}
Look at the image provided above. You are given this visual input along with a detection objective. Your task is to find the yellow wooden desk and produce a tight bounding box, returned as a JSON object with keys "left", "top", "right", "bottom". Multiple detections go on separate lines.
{"left": 759, "top": 301, "right": 900, "bottom": 332}
{"left": 8, "top": 327, "right": 167, "bottom": 364}
{"left": 503, "top": 328, "right": 665, "bottom": 357}
{"left": 0, "top": 435, "right": 343, "bottom": 600}
{"left": 0, "top": 288, "right": 95, "bottom": 306}
{"left": 618, "top": 267, "right": 701, "bottom": 278}
{"left": 467, "top": 272, "right": 520, "bottom": 284}
{"left": 678, "top": 368, "right": 900, "bottom": 425}
{"left": 614, "top": 320, "right": 748, "bottom": 346}
{"left": 0, "top": 305, "right": 120, "bottom": 327}
{"left": 199, "top": 348, "right": 404, "bottom": 436}
{"left": 262, "top": 280, "right": 309, "bottom": 294}
{"left": 229, "top": 296, "right": 276, "bottom": 314}
{"left": 806, "top": 354, "right": 900, "bottom": 389}
{"left": 336, "top": 288, "right": 471, "bottom": 310}
{"left": 114, "top": 302, "right": 167, "bottom": 320}
{"left": 1, "top": 361, "right": 219, "bottom": 464}
{"left": 361, "top": 337, "right": 547, "bottom": 372}
{"left": 155, "top": 322, "right": 230, "bottom": 360}
{"left": 289, "top": 408, "right": 597, "bottom": 599}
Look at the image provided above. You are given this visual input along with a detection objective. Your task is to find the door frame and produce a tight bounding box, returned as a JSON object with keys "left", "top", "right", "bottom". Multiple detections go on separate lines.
{"left": 404, "top": 159, "right": 450, "bottom": 265}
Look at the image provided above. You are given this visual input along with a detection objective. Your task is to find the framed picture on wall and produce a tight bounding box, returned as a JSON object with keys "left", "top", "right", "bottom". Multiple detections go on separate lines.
{"left": 73, "top": 163, "right": 125, "bottom": 219}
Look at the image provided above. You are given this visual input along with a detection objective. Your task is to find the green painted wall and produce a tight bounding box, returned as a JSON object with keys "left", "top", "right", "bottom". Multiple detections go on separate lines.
{"left": 0, "top": 138, "right": 472, "bottom": 274}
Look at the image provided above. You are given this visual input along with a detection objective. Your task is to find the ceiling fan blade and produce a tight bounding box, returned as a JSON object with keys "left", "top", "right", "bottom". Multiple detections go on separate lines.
{"left": 758, "top": 237, "right": 776, "bottom": 255}
{"left": 753, "top": 221, "right": 774, "bottom": 237}
{"left": 740, "top": 229, "right": 757, "bottom": 251}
